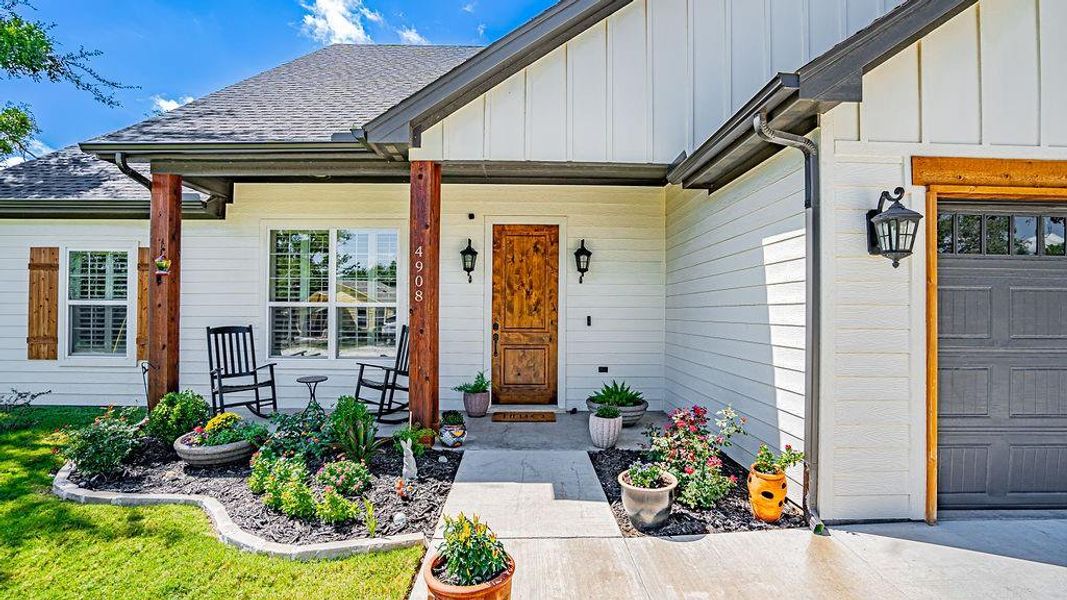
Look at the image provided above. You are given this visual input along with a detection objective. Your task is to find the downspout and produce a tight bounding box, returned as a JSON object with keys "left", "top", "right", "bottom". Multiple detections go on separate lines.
{"left": 114, "top": 152, "right": 153, "bottom": 191}
{"left": 754, "top": 110, "right": 826, "bottom": 536}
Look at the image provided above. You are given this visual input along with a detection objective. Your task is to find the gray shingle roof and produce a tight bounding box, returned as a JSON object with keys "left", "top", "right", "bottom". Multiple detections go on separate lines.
{"left": 88, "top": 44, "right": 482, "bottom": 145}
{"left": 0, "top": 146, "right": 155, "bottom": 200}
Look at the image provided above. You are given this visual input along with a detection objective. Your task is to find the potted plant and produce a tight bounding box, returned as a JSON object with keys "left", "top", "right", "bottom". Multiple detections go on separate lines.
{"left": 747, "top": 443, "right": 804, "bottom": 523}
{"left": 617, "top": 461, "right": 678, "bottom": 530}
{"left": 424, "top": 513, "right": 515, "bottom": 600}
{"left": 588, "top": 405, "right": 622, "bottom": 449}
{"left": 439, "top": 410, "right": 467, "bottom": 448}
{"left": 174, "top": 412, "right": 268, "bottom": 467}
{"left": 585, "top": 380, "right": 647, "bottom": 427}
{"left": 453, "top": 371, "right": 491, "bottom": 417}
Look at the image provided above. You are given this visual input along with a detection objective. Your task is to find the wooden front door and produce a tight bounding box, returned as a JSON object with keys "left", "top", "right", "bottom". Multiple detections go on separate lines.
{"left": 491, "top": 224, "right": 559, "bottom": 405}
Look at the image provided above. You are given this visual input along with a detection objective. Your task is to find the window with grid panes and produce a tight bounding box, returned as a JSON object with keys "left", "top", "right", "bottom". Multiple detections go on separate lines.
{"left": 67, "top": 250, "right": 130, "bottom": 356}
{"left": 268, "top": 229, "right": 398, "bottom": 358}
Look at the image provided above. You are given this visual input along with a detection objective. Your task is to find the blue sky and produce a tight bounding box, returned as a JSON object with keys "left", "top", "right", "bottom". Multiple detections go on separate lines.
{"left": 1, "top": 0, "right": 554, "bottom": 157}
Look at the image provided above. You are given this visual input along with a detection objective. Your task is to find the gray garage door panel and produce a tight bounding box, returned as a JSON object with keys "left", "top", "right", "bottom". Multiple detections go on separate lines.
{"left": 938, "top": 205, "right": 1067, "bottom": 509}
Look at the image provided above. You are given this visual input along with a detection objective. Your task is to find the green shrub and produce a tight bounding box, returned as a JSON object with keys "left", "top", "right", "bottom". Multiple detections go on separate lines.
{"left": 437, "top": 513, "right": 508, "bottom": 586}
{"left": 316, "top": 460, "right": 371, "bottom": 497}
{"left": 261, "top": 403, "right": 332, "bottom": 462}
{"left": 645, "top": 405, "right": 746, "bottom": 491}
{"left": 262, "top": 457, "right": 308, "bottom": 510}
{"left": 441, "top": 410, "right": 465, "bottom": 426}
{"left": 280, "top": 480, "right": 316, "bottom": 519}
{"left": 316, "top": 487, "right": 359, "bottom": 525}
{"left": 364, "top": 499, "right": 377, "bottom": 537}
{"left": 452, "top": 371, "right": 490, "bottom": 394}
{"left": 63, "top": 407, "right": 141, "bottom": 477}
{"left": 589, "top": 381, "right": 643, "bottom": 407}
{"left": 145, "top": 390, "right": 209, "bottom": 444}
{"left": 392, "top": 424, "right": 433, "bottom": 457}
{"left": 678, "top": 466, "right": 737, "bottom": 509}
{"left": 593, "top": 405, "right": 621, "bottom": 419}
{"left": 328, "top": 396, "right": 387, "bottom": 462}
{"left": 248, "top": 452, "right": 273, "bottom": 494}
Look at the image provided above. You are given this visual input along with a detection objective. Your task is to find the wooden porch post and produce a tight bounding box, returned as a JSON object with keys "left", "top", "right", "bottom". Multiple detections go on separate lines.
{"left": 148, "top": 173, "right": 182, "bottom": 411}
{"left": 409, "top": 161, "right": 441, "bottom": 430}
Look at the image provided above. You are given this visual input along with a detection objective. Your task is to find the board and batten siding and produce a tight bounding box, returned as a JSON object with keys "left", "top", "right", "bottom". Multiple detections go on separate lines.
{"left": 817, "top": 0, "right": 1067, "bottom": 522}
{"left": 0, "top": 184, "right": 665, "bottom": 410}
{"left": 410, "top": 0, "right": 906, "bottom": 165}
{"left": 664, "top": 149, "right": 807, "bottom": 499}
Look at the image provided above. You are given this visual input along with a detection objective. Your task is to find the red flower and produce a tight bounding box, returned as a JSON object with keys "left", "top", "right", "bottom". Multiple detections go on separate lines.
{"left": 684, "top": 465, "right": 694, "bottom": 475}
{"left": 194, "top": 426, "right": 204, "bottom": 434}
{"left": 785, "top": 444, "right": 792, "bottom": 451}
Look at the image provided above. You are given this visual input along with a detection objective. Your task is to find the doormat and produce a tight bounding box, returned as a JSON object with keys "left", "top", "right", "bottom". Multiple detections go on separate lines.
{"left": 491, "top": 411, "right": 556, "bottom": 423}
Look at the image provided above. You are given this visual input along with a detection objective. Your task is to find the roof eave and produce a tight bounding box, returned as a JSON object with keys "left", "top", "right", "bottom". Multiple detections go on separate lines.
{"left": 0, "top": 196, "right": 225, "bottom": 220}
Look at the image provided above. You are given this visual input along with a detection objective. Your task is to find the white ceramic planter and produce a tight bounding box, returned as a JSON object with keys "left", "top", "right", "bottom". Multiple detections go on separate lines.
{"left": 586, "top": 399, "right": 648, "bottom": 427}
{"left": 588, "top": 414, "right": 622, "bottom": 449}
{"left": 618, "top": 470, "right": 678, "bottom": 530}
{"left": 173, "top": 433, "right": 254, "bottom": 467}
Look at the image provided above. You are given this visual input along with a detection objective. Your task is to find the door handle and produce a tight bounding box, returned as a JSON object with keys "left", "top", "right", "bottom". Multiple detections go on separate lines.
{"left": 492, "top": 333, "right": 500, "bottom": 357}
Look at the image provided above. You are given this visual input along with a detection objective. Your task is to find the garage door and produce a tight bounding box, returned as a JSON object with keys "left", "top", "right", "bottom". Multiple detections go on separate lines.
{"left": 937, "top": 203, "right": 1067, "bottom": 509}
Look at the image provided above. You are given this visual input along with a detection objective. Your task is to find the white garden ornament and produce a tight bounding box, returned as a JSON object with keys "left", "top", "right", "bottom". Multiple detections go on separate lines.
{"left": 401, "top": 439, "right": 418, "bottom": 482}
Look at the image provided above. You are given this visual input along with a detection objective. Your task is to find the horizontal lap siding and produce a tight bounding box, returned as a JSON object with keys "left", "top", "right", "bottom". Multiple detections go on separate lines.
{"left": 664, "top": 149, "right": 807, "bottom": 500}
{"left": 0, "top": 184, "right": 664, "bottom": 411}
{"left": 820, "top": 0, "right": 1067, "bottom": 521}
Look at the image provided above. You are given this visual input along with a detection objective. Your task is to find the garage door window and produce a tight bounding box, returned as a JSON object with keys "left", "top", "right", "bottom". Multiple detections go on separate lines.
{"left": 937, "top": 211, "right": 1067, "bottom": 257}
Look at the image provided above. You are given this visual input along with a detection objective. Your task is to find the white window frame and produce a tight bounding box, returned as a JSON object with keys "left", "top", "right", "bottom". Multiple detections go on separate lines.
{"left": 263, "top": 222, "right": 406, "bottom": 362}
{"left": 58, "top": 243, "right": 139, "bottom": 366}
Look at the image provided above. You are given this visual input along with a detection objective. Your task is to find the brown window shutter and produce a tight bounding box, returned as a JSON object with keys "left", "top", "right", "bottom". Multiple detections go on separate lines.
{"left": 137, "top": 247, "right": 150, "bottom": 361}
{"left": 27, "top": 247, "right": 59, "bottom": 360}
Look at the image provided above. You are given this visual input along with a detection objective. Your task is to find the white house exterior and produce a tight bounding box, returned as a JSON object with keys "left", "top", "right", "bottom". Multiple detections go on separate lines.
{"left": 1, "top": 0, "right": 1065, "bottom": 524}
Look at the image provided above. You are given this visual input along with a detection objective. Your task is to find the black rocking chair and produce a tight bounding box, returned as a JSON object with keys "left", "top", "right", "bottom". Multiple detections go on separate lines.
{"left": 207, "top": 325, "right": 278, "bottom": 417}
{"left": 354, "top": 325, "right": 410, "bottom": 424}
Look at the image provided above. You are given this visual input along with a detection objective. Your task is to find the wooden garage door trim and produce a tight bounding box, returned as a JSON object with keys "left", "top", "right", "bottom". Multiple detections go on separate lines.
{"left": 914, "top": 156, "right": 1067, "bottom": 524}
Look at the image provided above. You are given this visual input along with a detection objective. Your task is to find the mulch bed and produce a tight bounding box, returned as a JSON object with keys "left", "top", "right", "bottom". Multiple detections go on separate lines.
{"left": 73, "top": 438, "right": 462, "bottom": 545}
{"left": 589, "top": 448, "right": 806, "bottom": 537}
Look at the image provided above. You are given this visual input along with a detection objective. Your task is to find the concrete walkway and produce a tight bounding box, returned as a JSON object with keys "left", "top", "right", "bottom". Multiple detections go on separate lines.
{"left": 411, "top": 449, "right": 1067, "bottom": 599}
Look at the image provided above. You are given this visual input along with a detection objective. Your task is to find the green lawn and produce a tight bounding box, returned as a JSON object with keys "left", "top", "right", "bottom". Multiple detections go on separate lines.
{"left": 0, "top": 407, "right": 424, "bottom": 600}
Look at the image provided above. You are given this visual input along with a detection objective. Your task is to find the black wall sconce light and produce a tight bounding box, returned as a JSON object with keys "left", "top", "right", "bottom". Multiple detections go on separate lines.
{"left": 867, "top": 187, "right": 923, "bottom": 268}
{"left": 574, "top": 239, "right": 592, "bottom": 283}
{"left": 460, "top": 238, "right": 478, "bottom": 283}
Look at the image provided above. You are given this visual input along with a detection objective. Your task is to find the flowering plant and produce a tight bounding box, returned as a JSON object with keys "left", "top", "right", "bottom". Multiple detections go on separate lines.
{"left": 186, "top": 411, "right": 267, "bottom": 447}
{"left": 752, "top": 443, "right": 804, "bottom": 475}
{"left": 437, "top": 513, "right": 508, "bottom": 587}
{"left": 260, "top": 403, "right": 332, "bottom": 462}
{"left": 644, "top": 405, "right": 746, "bottom": 483}
{"left": 626, "top": 461, "right": 667, "bottom": 489}
{"left": 316, "top": 460, "right": 371, "bottom": 496}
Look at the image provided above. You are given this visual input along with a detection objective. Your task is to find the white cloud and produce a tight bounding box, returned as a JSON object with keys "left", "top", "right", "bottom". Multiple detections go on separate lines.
{"left": 462, "top": 2, "right": 476, "bottom": 13}
{"left": 151, "top": 94, "right": 194, "bottom": 113}
{"left": 477, "top": 23, "right": 486, "bottom": 37}
{"left": 300, "top": 0, "right": 378, "bottom": 44}
{"left": 397, "top": 26, "right": 429, "bottom": 45}
{"left": 1, "top": 138, "right": 54, "bottom": 168}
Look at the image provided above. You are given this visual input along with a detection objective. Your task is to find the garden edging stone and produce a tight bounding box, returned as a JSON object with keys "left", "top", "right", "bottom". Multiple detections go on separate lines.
{"left": 52, "top": 463, "right": 426, "bottom": 560}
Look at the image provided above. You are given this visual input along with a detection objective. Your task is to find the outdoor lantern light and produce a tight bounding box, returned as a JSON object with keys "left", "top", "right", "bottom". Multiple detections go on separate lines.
{"left": 867, "top": 187, "right": 924, "bottom": 268}
{"left": 574, "top": 239, "right": 592, "bottom": 283}
{"left": 460, "top": 238, "right": 478, "bottom": 283}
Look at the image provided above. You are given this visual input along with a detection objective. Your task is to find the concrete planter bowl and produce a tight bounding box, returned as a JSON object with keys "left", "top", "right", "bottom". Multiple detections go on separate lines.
{"left": 588, "top": 414, "right": 622, "bottom": 449}
{"left": 424, "top": 552, "right": 515, "bottom": 600}
{"left": 463, "top": 391, "right": 491, "bottom": 418}
{"left": 173, "top": 432, "right": 254, "bottom": 467}
{"left": 617, "top": 470, "right": 678, "bottom": 530}
{"left": 585, "top": 399, "right": 648, "bottom": 427}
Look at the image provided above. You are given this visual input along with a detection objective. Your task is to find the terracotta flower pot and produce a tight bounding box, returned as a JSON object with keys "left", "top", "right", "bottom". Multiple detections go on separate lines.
{"left": 747, "top": 464, "right": 787, "bottom": 523}
{"left": 617, "top": 470, "right": 678, "bottom": 530}
{"left": 419, "top": 433, "right": 436, "bottom": 449}
{"left": 424, "top": 552, "right": 515, "bottom": 600}
{"left": 588, "top": 414, "right": 622, "bottom": 449}
{"left": 463, "top": 391, "right": 491, "bottom": 417}
{"left": 585, "top": 398, "right": 648, "bottom": 427}
{"left": 439, "top": 424, "right": 466, "bottom": 448}
{"left": 173, "top": 432, "right": 254, "bottom": 467}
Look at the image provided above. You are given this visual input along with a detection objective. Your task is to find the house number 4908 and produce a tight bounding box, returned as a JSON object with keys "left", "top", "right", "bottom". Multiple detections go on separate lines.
{"left": 413, "top": 245, "right": 424, "bottom": 302}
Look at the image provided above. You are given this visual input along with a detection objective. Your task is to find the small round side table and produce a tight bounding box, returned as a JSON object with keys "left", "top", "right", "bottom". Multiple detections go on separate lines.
{"left": 296, "top": 375, "right": 328, "bottom": 410}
